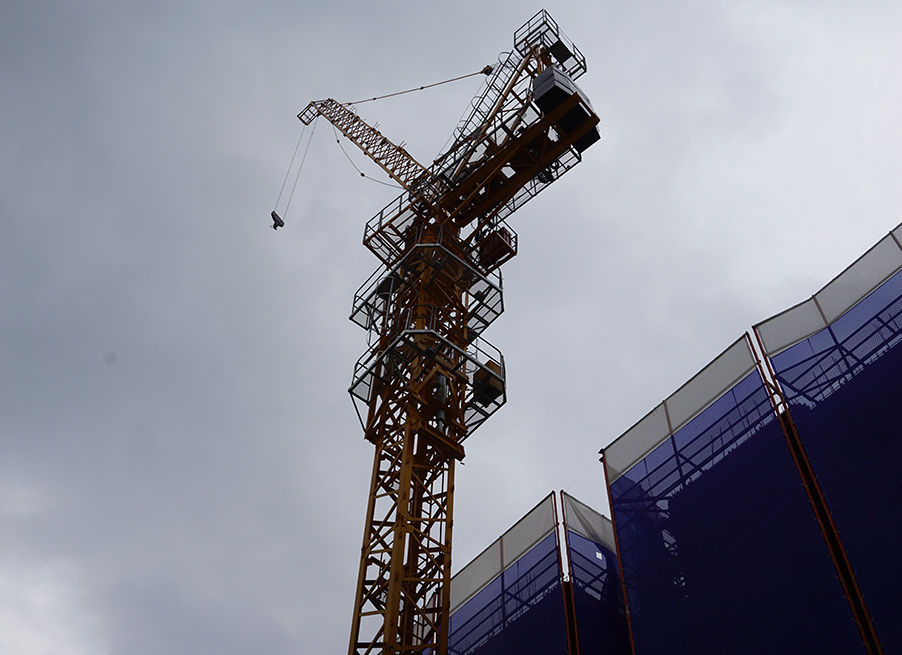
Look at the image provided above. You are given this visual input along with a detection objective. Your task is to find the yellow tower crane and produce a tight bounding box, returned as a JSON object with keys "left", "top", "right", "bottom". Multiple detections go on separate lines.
{"left": 297, "top": 11, "right": 601, "bottom": 654}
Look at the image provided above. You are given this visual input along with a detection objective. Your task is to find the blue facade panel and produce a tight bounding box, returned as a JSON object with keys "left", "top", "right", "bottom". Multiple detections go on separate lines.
{"left": 567, "top": 531, "right": 630, "bottom": 655}
{"left": 609, "top": 372, "right": 864, "bottom": 654}
{"left": 449, "top": 533, "right": 568, "bottom": 655}
{"left": 770, "top": 268, "right": 902, "bottom": 652}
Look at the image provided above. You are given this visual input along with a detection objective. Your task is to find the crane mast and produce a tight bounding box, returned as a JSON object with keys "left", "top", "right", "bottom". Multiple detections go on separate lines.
{"left": 301, "top": 11, "right": 600, "bottom": 654}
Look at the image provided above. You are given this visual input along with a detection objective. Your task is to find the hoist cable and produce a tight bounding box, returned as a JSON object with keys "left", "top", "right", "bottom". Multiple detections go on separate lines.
{"left": 274, "top": 124, "right": 307, "bottom": 210}
{"left": 345, "top": 65, "right": 493, "bottom": 106}
{"left": 283, "top": 116, "right": 318, "bottom": 215}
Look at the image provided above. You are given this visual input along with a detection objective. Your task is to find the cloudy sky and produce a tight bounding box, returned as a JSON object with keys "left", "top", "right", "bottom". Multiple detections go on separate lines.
{"left": 3, "top": 1, "right": 902, "bottom": 652}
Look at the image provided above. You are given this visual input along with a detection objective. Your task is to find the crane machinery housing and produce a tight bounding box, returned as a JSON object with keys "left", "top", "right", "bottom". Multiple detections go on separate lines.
{"left": 296, "top": 10, "right": 601, "bottom": 655}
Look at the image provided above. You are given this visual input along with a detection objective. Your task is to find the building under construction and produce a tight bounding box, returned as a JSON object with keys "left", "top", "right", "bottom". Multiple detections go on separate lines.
{"left": 445, "top": 222, "right": 902, "bottom": 655}
{"left": 448, "top": 492, "right": 629, "bottom": 655}
{"left": 602, "top": 222, "right": 902, "bottom": 655}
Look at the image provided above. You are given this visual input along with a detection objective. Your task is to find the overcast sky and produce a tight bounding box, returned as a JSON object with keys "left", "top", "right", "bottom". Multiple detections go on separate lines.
{"left": 3, "top": 1, "right": 902, "bottom": 653}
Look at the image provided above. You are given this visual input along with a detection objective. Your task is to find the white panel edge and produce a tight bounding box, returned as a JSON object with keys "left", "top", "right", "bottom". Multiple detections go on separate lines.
{"left": 602, "top": 403, "right": 670, "bottom": 485}
{"left": 665, "top": 336, "right": 756, "bottom": 433}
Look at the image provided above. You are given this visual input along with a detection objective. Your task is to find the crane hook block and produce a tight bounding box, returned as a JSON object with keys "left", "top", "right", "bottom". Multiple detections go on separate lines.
{"left": 271, "top": 211, "right": 285, "bottom": 230}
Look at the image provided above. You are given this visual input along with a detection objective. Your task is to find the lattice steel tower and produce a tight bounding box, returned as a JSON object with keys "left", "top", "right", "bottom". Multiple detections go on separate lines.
{"left": 298, "top": 11, "right": 601, "bottom": 654}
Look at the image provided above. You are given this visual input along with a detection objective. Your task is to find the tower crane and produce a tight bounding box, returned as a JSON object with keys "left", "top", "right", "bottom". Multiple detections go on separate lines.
{"left": 297, "top": 11, "right": 601, "bottom": 654}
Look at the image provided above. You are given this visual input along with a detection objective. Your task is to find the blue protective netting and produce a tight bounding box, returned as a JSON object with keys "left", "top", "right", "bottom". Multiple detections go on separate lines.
{"left": 770, "top": 267, "right": 902, "bottom": 653}
{"left": 609, "top": 371, "right": 865, "bottom": 654}
{"left": 448, "top": 532, "right": 568, "bottom": 655}
{"left": 567, "top": 531, "right": 630, "bottom": 655}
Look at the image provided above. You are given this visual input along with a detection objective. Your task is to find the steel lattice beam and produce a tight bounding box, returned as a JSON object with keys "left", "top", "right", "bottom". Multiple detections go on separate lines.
{"left": 298, "top": 99, "right": 430, "bottom": 191}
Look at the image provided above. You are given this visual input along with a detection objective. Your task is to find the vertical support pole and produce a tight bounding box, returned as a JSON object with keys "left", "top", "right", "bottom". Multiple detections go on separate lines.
{"left": 556, "top": 491, "right": 581, "bottom": 655}
{"left": 438, "top": 458, "right": 455, "bottom": 652}
{"left": 601, "top": 452, "right": 639, "bottom": 655}
{"left": 751, "top": 330, "right": 884, "bottom": 655}
{"left": 384, "top": 419, "right": 416, "bottom": 650}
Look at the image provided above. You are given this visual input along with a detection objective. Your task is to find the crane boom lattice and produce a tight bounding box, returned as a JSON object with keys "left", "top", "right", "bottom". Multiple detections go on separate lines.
{"left": 298, "top": 99, "right": 429, "bottom": 190}
{"left": 300, "top": 11, "right": 601, "bottom": 655}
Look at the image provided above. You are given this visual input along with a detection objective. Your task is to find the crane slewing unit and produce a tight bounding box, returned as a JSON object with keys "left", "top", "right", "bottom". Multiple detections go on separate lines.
{"left": 299, "top": 10, "right": 601, "bottom": 654}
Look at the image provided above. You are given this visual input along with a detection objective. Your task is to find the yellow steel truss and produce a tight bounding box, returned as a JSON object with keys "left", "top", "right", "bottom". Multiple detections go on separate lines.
{"left": 298, "top": 11, "right": 600, "bottom": 654}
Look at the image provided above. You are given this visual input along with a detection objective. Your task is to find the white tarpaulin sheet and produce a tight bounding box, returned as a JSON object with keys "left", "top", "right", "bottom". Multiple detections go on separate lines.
{"left": 561, "top": 492, "right": 615, "bottom": 551}
{"left": 602, "top": 403, "right": 669, "bottom": 486}
{"left": 449, "top": 493, "right": 556, "bottom": 615}
{"left": 602, "top": 336, "right": 756, "bottom": 484}
{"left": 756, "top": 224, "right": 902, "bottom": 355}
